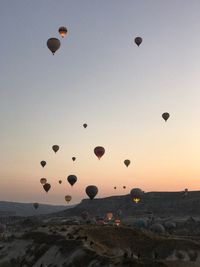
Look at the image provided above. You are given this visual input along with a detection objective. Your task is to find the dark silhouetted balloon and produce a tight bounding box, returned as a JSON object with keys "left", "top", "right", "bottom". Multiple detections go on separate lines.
{"left": 135, "top": 37, "right": 142, "bottom": 46}
{"left": 52, "top": 145, "right": 59, "bottom": 153}
{"left": 114, "top": 186, "right": 116, "bottom": 189}
{"left": 124, "top": 159, "right": 130, "bottom": 167}
{"left": 40, "top": 178, "right": 47, "bottom": 185}
{"left": 130, "top": 188, "right": 143, "bottom": 203}
{"left": 85, "top": 185, "right": 98, "bottom": 200}
{"left": 33, "top": 203, "right": 39, "bottom": 209}
{"left": 72, "top": 157, "right": 76, "bottom": 161}
{"left": 123, "top": 186, "right": 126, "bottom": 189}
{"left": 58, "top": 26, "right": 68, "bottom": 38}
{"left": 94, "top": 146, "right": 105, "bottom": 160}
{"left": 47, "top": 38, "right": 61, "bottom": 55}
{"left": 162, "top": 112, "right": 170, "bottom": 121}
{"left": 83, "top": 123, "right": 87, "bottom": 128}
{"left": 65, "top": 195, "right": 72, "bottom": 203}
{"left": 67, "top": 175, "right": 77, "bottom": 186}
{"left": 43, "top": 183, "right": 51, "bottom": 193}
{"left": 59, "top": 180, "right": 62, "bottom": 184}
{"left": 182, "top": 188, "right": 188, "bottom": 198}
{"left": 40, "top": 161, "right": 46, "bottom": 168}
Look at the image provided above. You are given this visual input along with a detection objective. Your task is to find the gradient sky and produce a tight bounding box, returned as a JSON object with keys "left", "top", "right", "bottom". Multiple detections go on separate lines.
{"left": 1, "top": 1, "right": 200, "bottom": 205}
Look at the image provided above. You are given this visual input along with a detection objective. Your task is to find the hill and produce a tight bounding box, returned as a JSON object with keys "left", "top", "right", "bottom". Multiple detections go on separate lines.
{"left": 0, "top": 201, "right": 73, "bottom": 217}
{"left": 56, "top": 191, "right": 200, "bottom": 218}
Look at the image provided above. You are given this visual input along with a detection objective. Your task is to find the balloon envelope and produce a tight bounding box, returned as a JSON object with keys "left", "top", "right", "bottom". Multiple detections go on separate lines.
{"left": 135, "top": 37, "right": 142, "bottom": 46}
{"left": 106, "top": 212, "right": 113, "bottom": 221}
{"left": 33, "top": 203, "right": 39, "bottom": 209}
{"left": 67, "top": 175, "right": 77, "bottom": 186}
{"left": 58, "top": 26, "right": 67, "bottom": 38}
{"left": 94, "top": 146, "right": 105, "bottom": 160}
{"left": 72, "top": 157, "right": 76, "bottom": 161}
{"left": 86, "top": 185, "right": 98, "bottom": 200}
{"left": 52, "top": 145, "right": 59, "bottom": 153}
{"left": 47, "top": 38, "right": 61, "bottom": 55}
{"left": 40, "top": 161, "right": 46, "bottom": 168}
{"left": 130, "top": 188, "right": 143, "bottom": 203}
{"left": 65, "top": 195, "right": 72, "bottom": 203}
{"left": 124, "top": 159, "right": 130, "bottom": 167}
{"left": 83, "top": 123, "right": 87, "bottom": 128}
{"left": 59, "top": 180, "right": 62, "bottom": 184}
{"left": 162, "top": 112, "right": 170, "bottom": 121}
{"left": 40, "top": 178, "right": 47, "bottom": 185}
{"left": 43, "top": 183, "right": 51, "bottom": 193}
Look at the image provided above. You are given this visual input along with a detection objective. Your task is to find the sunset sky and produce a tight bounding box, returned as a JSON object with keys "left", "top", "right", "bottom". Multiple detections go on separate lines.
{"left": 1, "top": 1, "right": 200, "bottom": 205}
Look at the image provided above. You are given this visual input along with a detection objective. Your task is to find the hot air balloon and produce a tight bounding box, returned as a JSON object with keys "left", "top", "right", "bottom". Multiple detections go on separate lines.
{"left": 94, "top": 146, "right": 105, "bottom": 160}
{"left": 123, "top": 186, "right": 126, "bottom": 189}
{"left": 58, "top": 26, "right": 68, "bottom": 38}
{"left": 40, "top": 178, "right": 47, "bottom": 185}
{"left": 162, "top": 112, "right": 170, "bottom": 122}
{"left": 115, "top": 219, "right": 121, "bottom": 226}
{"left": 52, "top": 145, "right": 59, "bottom": 153}
{"left": 72, "top": 157, "right": 76, "bottom": 161}
{"left": 43, "top": 183, "right": 51, "bottom": 193}
{"left": 65, "top": 195, "right": 72, "bottom": 203}
{"left": 124, "top": 159, "right": 130, "bottom": 167}
{"left": 135, "top": 37, "right": 142, "bottom": 46}
{"left": 33, "top": 203, "right": 39, "bottom": 209}
{"left": 114, "top": 186, "right": 117, "bottom": 190}
{"left": 85, "top": 185, "right": 98, "bottom": 200}
{"left": 47, "top": 38, "right": 61, "bottom": 55}
{"left": 67, "top": 175, "right": 77, "bottom": 186}
{"left": 59, "top": 180, "right": 62, "bottom": 184}
{"left": 130, "top": 188, "right": 143, "bottom": 203}
{"left": 40, "top": 161, "right": 46, "bottom": 168}
{"left": 106, "top": 212, "right": 113, "bottom": 221}
{"left": 83, "top": 123, "right": 87, "bottom": 128}
{"left": 182, "top": 188, "right": 188, "bottom": 198}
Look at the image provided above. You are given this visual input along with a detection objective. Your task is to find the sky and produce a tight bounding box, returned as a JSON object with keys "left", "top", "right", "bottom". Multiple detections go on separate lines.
{"left": 0, "top": 0, "right": 200, "bottom": 205}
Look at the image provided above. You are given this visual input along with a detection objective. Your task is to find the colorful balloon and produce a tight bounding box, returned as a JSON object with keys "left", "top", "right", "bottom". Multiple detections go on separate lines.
{"left": 106, "top": 212, "right": 113, "bottom": 221}
{"left": 58, "top": 26, "right": 68, "bottom": 38}
{"left": 115, "top": 219, "right": 121, "bottom": 226}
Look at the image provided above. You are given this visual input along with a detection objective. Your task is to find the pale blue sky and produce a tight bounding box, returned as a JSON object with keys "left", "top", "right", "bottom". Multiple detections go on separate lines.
{"left": 1, "top": 1, "right": 200, "bottom": 204}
